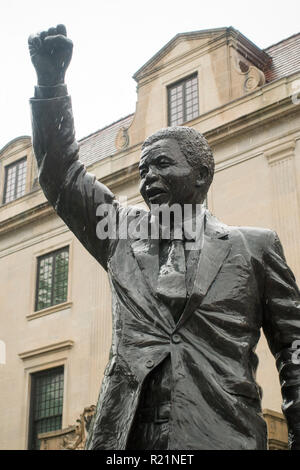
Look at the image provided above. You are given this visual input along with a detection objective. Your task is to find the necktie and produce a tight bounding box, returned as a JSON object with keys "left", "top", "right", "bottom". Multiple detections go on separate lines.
{"left": 156, "top": 238, "right": 187, "bottom": 320}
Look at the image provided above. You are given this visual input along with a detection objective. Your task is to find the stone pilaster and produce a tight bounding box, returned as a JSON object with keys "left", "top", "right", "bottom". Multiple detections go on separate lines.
{"left": 88, "top": 265, "right": 112, "bottom": 405}
{"left": 265, "top": 140, "right": 300, "bottom": 280}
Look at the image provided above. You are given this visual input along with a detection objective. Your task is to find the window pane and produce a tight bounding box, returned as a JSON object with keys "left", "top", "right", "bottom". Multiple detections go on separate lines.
{"left": 35, "top": 247, "right": 69, "bottom": 311}
{"left": 36, "top": 256, "right": 53, "bottom": 310}
{"left": 16, "top": 159, "right": 27, "bottom": 198}
{"left": 3, "top": 158, "right": 27, "bottom": 203}
{"left": 4, "top": 166, "right": 17, "bottom": 203}
{"left": 53, "top": 250, "right": 69, "bottom": 306}
{"left": 29, "top": 367, "right": 64, "bottom": 450}
{"left": 168, "top": 74, "right": 199, "bottom": 125}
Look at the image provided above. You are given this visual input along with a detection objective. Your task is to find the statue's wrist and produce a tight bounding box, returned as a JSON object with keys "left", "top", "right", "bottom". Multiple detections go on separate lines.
{"left": 34, "top": 84, "right": 68, "bottom": 99}
{"left": 37, "top": 71, "right": 65, "bottom": 87}
{"left": 37, "top": 78, "right": 65, "bottom": 87}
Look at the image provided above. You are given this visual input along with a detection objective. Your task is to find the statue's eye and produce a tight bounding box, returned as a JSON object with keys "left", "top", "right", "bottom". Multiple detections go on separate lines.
{"left": 158, "top": 160, "right": 170, "bottom": 168}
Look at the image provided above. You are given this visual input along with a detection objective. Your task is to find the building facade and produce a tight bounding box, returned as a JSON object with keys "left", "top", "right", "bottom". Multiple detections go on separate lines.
{"left": 1, "top": 27, "right": 300, "bottom": 449}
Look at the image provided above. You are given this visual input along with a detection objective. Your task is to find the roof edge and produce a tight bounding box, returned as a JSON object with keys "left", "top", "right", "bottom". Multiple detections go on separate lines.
{"left": 229, "top": 27, "right": 271, "bottom": 71}
{"left": 78, "top": 113, "right": 134, "bottom": 143}
{"left": 133, "top": 27, "right": 229, "bottom": 82}
{"left": 264, "top": 31, "right": 300, "bottom": 51}
{"left": 0, "top": 135, "right": 31, "bottom": 156}
{"left": 133, "top": 26, "right": 270, "bottom": 82}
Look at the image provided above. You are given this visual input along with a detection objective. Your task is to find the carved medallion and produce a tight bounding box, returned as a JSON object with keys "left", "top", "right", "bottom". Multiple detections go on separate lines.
{"left": 115, "top": 127, "right": 129, "bottom": 150}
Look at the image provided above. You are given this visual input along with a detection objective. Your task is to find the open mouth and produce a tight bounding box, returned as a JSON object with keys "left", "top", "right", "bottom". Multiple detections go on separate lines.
{"left": 146, "top": 186, "right": 167, "bottom": 201}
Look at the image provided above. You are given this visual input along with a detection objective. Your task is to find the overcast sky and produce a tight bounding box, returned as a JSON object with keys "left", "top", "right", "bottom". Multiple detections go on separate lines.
{"left": 1, "top": 0, "right": 300, "bottom": 150}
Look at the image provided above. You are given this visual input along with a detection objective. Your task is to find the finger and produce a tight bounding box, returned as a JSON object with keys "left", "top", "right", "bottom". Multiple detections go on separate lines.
{"left": 40, "top": 31, "right": 47, "bottom": 40}
{"left": 48, "top": 26, "right": 57, "bottom": 36}
{"left": 28, "top": 34, "right": 42, "bottom": 49}
{"left": 28, "top": 34, "right": 37, "bottom": 45}
{"left": 43, "top": 35, "right": 73, "bottom": 52}
{"left": 56, "top": 24, "right": 67, "bottom": 36}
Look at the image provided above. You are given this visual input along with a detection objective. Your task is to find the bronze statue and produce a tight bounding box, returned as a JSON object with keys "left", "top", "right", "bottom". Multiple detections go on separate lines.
{"left": 28, "top": 25, "right": 300, "bottom": 450}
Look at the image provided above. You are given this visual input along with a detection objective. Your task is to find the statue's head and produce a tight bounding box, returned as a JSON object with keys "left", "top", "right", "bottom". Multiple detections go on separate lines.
{"left": 139, "top": 126, "right": 214, "bottom": 208}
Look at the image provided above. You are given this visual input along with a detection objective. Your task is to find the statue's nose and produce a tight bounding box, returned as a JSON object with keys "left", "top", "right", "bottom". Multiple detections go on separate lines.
{"left": 145, "top": 167, "right": 158, "bottom": 184}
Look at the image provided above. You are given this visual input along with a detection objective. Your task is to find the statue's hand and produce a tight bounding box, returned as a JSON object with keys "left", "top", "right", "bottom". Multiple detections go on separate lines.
{"left": 28, "top": 24, "right": 73, "bottom": 86}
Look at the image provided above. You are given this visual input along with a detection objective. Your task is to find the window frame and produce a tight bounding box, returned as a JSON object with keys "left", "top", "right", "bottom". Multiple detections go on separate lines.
{"left": 28, "top": 365, "right": 64, "bottom": 450}
{"left": 35, "top": 246, "right": 70, "bottom": 312}
{"left": 167, "top": 73, "right": 199, "bottom": 126}
{"left": 2, "top": 156, "right": 27, "bottom": 204}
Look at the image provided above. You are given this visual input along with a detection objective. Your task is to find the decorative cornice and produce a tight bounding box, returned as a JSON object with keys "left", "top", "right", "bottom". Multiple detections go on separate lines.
{"left": 0, "top": 201, "right": 53, "bottom": 235}
{"left": 0, "top": 168, "right": 140, "bottom": 236}
{"left": 18, "top": 340, "right": 74, "bottom": 361}
{"left": 228, "top": 33, "right": 271, "bottom": 72}
{"left": 102, "top": 164, "right": 139, "bottom": 189}
{"left": 264, "top": 140, "right": 296, "bottom": 164}
{"left": 0, "top": 225, "right": 69, "bottom": 259}
{"left": 205, "top": 96, "right": 299, "bottom": 146}
{"left": 215, "top": 130, "right": 300, "bottom": 173}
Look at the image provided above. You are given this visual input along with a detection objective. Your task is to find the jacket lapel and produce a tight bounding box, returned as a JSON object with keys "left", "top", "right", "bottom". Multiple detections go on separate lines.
{"left": 130, "top": 210, "right": 231, "bottom": 330}
{"left": 129, "top": 211, "right": 160, "bottom": 295}
{"left": 175, "top": 212, "right": 231, "bottom": 331}
{"left": 131, "top": 235, "right": 178, "bottom": 329}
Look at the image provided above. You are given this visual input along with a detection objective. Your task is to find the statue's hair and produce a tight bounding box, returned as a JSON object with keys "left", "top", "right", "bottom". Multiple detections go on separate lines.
{"left": 142, "top": 126, "right": 215, "bottom": 198}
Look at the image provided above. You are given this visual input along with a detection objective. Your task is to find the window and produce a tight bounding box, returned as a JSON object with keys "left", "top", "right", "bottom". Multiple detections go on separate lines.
{"left": 28, "top": 366, "right": 64, "bottom": 450}
{"left": 168, "top": 74, "right": 199, "bottom": 126}
{"left": 3, "top": 157, "right": 27, "bottom": 203}
{"left": 35, "top": 247, "right": 69, "bottom": 311}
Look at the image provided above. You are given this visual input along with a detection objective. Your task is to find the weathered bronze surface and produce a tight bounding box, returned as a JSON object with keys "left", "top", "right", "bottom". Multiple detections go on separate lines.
{"left": 28, "top": 25, "right": 300, "bottom": 450}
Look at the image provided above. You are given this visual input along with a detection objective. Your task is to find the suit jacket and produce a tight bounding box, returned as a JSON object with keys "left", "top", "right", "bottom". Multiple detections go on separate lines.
{"left": 30, "top": 93, "right": 300, "bottom": 450}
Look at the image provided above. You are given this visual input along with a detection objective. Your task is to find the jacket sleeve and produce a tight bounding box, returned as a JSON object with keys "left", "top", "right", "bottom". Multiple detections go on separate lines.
{"left": 262, "top": 230, "right": 300, "bottom": 449}
{"left": 30, "top": 93, "right": 121, "bottom": 270}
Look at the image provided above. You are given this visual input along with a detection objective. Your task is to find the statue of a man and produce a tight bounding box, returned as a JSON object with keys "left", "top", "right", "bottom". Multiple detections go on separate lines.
{"left": 28, "top": 25, "right": 300, "bottom": 450}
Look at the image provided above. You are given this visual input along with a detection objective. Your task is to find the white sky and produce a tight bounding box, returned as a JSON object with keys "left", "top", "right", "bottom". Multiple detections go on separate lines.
{"left": 1, "top": 0, "right": 300, "bottom": 150}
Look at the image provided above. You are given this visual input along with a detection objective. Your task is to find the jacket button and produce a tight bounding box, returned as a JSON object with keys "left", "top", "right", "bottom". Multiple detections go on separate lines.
{"left": 172, "top": 334, "right": 181, "bottom": 344}
{"left": 146, "top": 360, "right": 154, "bottom": 368}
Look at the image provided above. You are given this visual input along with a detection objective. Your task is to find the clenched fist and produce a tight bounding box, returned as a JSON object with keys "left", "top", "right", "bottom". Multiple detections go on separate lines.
{"left": 28, "top": 24, "right": 73, "bottom": 86}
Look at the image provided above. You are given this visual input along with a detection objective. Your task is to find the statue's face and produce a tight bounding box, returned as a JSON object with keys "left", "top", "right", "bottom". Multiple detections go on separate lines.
{"left": 139, "top": 138, "right": 202, "bottom": 208}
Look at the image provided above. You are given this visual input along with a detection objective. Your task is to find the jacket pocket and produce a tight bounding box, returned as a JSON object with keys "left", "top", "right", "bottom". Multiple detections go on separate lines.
{"left": 221, "top": 378, "right": 262, "bottom": 401}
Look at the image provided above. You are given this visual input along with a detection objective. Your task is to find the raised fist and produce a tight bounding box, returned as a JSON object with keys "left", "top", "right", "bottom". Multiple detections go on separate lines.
{"left": 28, "top": 24, "right": 73, "bottom": 86}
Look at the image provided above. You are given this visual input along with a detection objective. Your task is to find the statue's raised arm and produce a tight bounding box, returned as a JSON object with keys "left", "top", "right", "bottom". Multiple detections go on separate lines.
{"left": 28, "top": 25, "right": 126, "bottom": 269}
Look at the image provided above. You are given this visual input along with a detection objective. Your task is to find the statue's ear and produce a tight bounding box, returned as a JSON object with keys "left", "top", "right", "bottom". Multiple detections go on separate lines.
{"left": 195, "top": 166, "right": 208, "bottom": 187}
